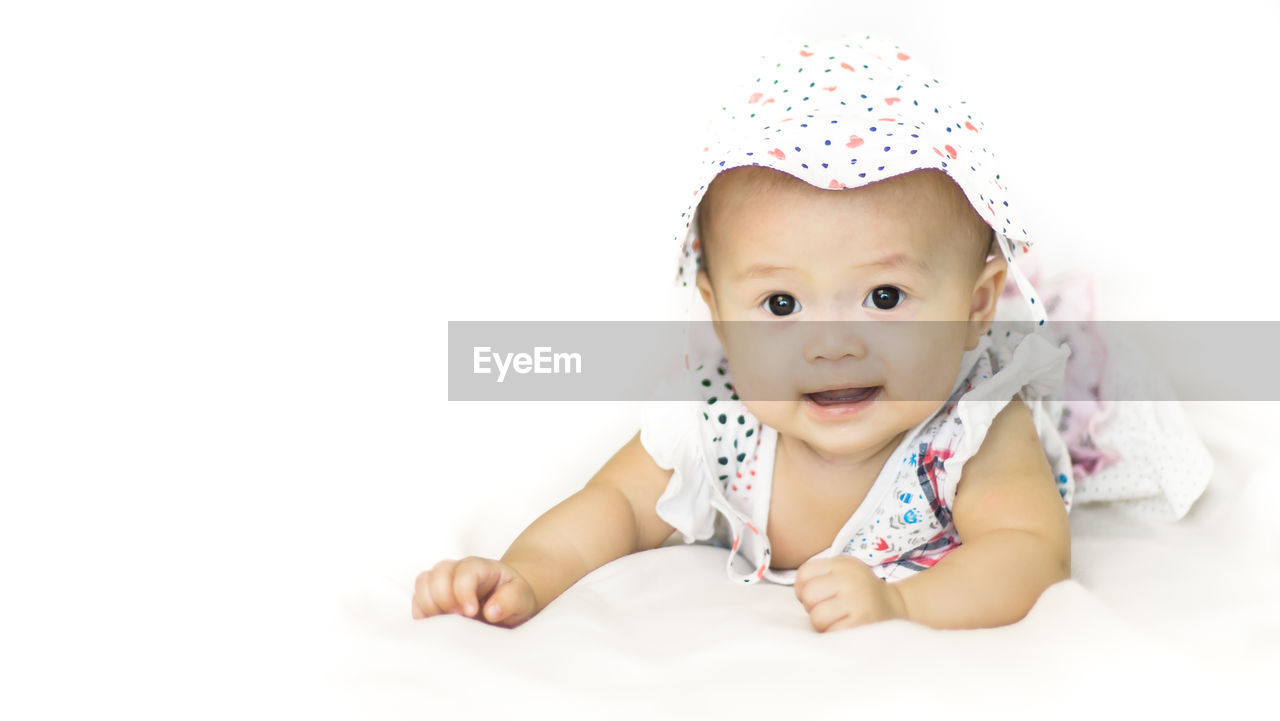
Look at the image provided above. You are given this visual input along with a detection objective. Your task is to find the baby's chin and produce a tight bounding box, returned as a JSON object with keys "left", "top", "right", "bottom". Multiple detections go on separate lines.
{"left": 745, "top": 394, "right": 938, "bottom": 439}
{"left": 777, "top": 421, "right": 912, "bottom": 467}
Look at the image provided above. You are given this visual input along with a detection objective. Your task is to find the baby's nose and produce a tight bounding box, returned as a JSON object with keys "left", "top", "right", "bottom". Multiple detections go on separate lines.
{"left": 802, "top": 319, "right": 870, "bottom": 362}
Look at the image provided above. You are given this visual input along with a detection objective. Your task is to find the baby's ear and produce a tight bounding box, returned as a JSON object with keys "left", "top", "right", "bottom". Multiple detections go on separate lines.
{"left": 696, "top": 269, "right": 720, "bottom": 323}
{"left": 965, "top": 255, "right": 1008, "bottom": 349}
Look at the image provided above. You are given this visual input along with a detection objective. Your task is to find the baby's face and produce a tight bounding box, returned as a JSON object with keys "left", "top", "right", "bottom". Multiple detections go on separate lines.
{"left": 695, "top": 167, "right": 1005, "bottom": 464}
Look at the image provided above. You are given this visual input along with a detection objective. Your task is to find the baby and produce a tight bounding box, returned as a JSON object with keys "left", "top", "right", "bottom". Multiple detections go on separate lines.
{"left": 414, "top": 36, "right": 1075, "bottom": 632}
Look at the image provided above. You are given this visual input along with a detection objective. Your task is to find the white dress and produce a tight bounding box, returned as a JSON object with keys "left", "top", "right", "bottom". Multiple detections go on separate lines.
{"left": 639, "top": 328, "right": 1074, "bottom": 585}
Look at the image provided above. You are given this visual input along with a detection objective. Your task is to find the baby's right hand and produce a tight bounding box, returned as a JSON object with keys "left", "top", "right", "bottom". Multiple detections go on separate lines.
{"left": 411, "top": 556, "right": 537, "bottom": 627}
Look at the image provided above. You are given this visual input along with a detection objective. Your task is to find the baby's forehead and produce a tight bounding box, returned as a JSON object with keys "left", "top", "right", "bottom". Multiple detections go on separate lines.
{"left": 700, "top": 166, "right": 990, "bottom": 276}
{"left": 709, "top": 165, "right": 966, "bottom": 206}
{"left": 705, "top": 166, "right": 985, "bottom": 242}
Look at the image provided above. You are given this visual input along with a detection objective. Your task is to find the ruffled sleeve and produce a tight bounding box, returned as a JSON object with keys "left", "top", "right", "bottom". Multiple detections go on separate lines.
{"left": 934, "top": 331, "right": 1075, "bottom": 511}
{"left": 639, "top": 401, "right": 719, "bottom": 544}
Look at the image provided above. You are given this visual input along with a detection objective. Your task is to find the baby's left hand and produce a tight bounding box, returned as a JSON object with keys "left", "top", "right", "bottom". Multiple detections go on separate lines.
{"left": 794, "top": 556, "right": 907, "bottom": 632}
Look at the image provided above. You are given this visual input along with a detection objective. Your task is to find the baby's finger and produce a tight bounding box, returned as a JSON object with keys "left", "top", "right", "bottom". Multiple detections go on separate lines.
{"left": 824, "top": 614, "right": 861, "bottom": 633}
{"left": 831, "top": 555, "right": 877, "bottom": 579}
{"left": 807, "top": 598, "right": 851, "bottom": 633}
{"left": 452, "top": 557, "right": 501, "bottom": 617}
{"left": 793, "top": 556, "right": 834, "bottom": 587}
{"left": 412, "top": 570, "right": 443, "bottom": 618}
{"left": 795, "top": 574, "right": 839, "bottom": 613}
{"left": 427, "top": 559, "right": 460, "bottom": 614}
{"left": 483, "top": 578, "right": 532, "bottom": 628}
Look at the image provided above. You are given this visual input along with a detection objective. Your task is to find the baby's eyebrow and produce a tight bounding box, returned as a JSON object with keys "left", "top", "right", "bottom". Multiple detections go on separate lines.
{"left": 736, "top": 263, "right": 794, "bottom": 281}
{"left": 855, "top": 252, "right": 931, "bottom": 275}
{"left": 735, "top": 253, "right": 930, "bottom": 281}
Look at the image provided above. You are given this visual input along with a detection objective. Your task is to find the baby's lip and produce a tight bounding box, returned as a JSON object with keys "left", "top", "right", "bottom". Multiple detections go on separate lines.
{"left": 803, "top": 385, "right": 881, "bottom": 407}
{"left": 803, "top": 383, "right": 879, "bottom": 395}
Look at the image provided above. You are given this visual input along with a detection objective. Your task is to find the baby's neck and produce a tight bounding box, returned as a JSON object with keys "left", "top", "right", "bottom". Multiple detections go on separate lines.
{"left": 776, "top": 429, "right": 908, "bottom": 491}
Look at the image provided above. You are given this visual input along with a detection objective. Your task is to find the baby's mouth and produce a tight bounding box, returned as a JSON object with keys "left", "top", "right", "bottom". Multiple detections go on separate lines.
{"left": 803, "top": 387, "right": 880, "bottom": 406}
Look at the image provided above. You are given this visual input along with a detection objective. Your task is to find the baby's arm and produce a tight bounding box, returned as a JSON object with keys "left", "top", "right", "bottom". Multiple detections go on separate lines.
{"left": 496, "top": 431, "right": 676, "bottom": 615}
{"left": 796, "top": 397, "right": 1069, "bottom": 631}
{"left": 412, "top": 431, "right": 675, "bottom": 626}
{"left": 891, "top": 396, "right": 1071, "bottom": 629}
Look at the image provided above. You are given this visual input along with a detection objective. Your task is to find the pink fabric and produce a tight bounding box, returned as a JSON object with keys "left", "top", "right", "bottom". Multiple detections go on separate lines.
{"left": 1002, "top": 255, "right": 1121, "bottom": 480}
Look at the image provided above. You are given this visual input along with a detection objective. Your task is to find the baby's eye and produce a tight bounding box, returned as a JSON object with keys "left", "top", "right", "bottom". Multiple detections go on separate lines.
{"left": 863, "top": 286, "right": 906, "bottom": 310}
{"left": 762, "top": 293, "right": 801, "bottom": 317}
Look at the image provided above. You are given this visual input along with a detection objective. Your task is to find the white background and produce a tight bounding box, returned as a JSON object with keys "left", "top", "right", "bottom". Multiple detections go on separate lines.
{"left": 3, "top": 1, "right": 1278, "bottom": 717}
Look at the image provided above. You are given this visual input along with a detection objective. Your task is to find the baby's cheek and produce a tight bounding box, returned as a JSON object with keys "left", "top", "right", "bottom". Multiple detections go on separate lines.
{"left": 882, "top": 349, "right": 961, "bottom": 402}
{"left": 740, "top": 400, "right": 795, "bottom": 428}
{"left": 721, "top": 329, "right": 799, "bottom": 402}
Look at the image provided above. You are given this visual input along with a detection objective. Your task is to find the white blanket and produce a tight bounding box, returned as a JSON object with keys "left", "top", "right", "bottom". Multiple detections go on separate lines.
{"left": 332, "top": 402, "right": 1280, "bottom": 720}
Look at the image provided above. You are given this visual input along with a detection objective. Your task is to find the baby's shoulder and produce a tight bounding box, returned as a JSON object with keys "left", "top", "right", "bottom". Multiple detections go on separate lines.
{"left": 971, "top": 396, "right": 1040, "bottom": 455}
{"left": 956, "top": 396, "right": 1056, "bottom": 498}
